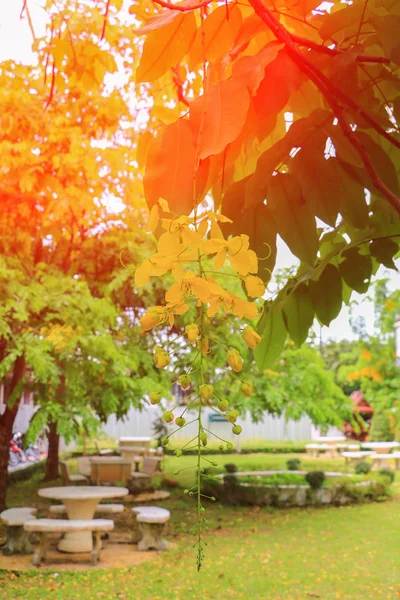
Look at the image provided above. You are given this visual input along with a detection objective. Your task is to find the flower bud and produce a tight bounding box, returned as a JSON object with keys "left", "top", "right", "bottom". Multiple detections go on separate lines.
{"left": 226, "top": 442, "right": 234, "bottom": 450}
{"left": 232, "top": 425, "right": 242, "bottom": 435}
{"left": 175, "top": 416, "right": 186, "bottom": 427}
{"left": 185, "top": 323, "right": 199, "bottom": 344}
{"left": 199, "top": 384, "right": 214, "bottom": 400}
{"left": 174, "top": 449, "right": 182, "bottom": 457}
{"left": 162, "top": 437, "right": 169, "bottom": 446}
{"left": 227, "top": 348, "right": 243, "bottom": 373}
{"left": 178, "top": 374, "right": 192, "bottom": 389}
{"left": 200, "top": 432, "right": 208, "bottom": 446}
{"left": 241, "top": 381, "right": 253, "bottom": 397}
{"left": 162, "top": 411, "right": 174, "bottom": 423}
{"left": 227, "top": 409, "right": 239, "bottom": 424}
{"left": 217, "top": 399, "right": 229, "bottom": 412}
{"left": 219, "top": 444, "right": 224, "bottom": 451}
{"left": 154, "top": 347, "right": 170, "bottom": 368}
{"left": 242, "top": 326, "right": 261, "bottom": 349}
{"left": 149, "top": 392, "right": 161, "bottom": 405}
{"left": 140, "top": 308, "right": 161, "bottom": 331}
{"left": 197, "top": 335, "right": 209, "bottom": 356}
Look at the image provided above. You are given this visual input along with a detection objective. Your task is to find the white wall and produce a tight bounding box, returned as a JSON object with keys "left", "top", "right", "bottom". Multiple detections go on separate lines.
{"left": 101, "top": 404, "right": 313, "bottom": 443}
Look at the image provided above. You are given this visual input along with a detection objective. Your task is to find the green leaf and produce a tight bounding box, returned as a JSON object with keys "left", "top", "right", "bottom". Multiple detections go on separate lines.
{"left": 370, "top": 238, "right": 399, "bottom": 270}
{"left": 282, "top": 283, "right": 315, "bottom": 347}
{"left": 267, "top": 173, "right": 318, "bottom": 266}
{"left": 291, "top": 151, "right": 340, "bottom": 226}
{"left": 255, "top": 303, "right": 287, "bottom": 370}
{"left": 338, "top": 248, "right": 372, "bottom": 294}
{"left": 222, "top": 179, "right": 277, "bottom": 280}
{"left": 355, "top": 132, "right": 400, "bottom": 197}
{"left": 309, "top": 264, "right": 343, "bottom": 326}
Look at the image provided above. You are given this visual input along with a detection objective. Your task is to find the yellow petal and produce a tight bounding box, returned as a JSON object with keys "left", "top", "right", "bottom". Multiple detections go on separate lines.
{"left": 135, "top": 260, "right": 151, "bottom": 286}
{"left": 245, "top": 275, "right": 265, "bottom": 298}
{"left": 215, "top": 213, "right": 232, "bottom": 223}
{"left": 172, "top": 263, "right": 186, "bottom": 281}
{"left": 174, "top": 302, "right": 189, "bottom": 315}
{"left": 191, "top": 277, "right": 211, "bottom": 302}
{"left": 165, "top": 282, "right": 184, "bottom": 303}
{"left": 230, "top": 249, "right": 258, "bottom": 276}
{"left": 197, "top": 220, "right": 208, "bottom": 238}
{"left": 158, "top": 199, "right": 170, "bottom": 212}
{"left": 207, "top": 299, "right": 219, "bottom": 317}
{"left": 147, "top": 204, "right": 159, "bottom": 233}
{"left": 214, "top": 249, "right": 226, "bottom": 271}
{"left": 158, "top": 231, "right": 183, "bottom": 255}
{"left": 210, "top": 222, "right": 224, "bottom": 239}
{"left": 200, "top": 238, "right": 225, "bottom": 255}
{"left": 181, "top": 226, "right": 202, "bottom": 249}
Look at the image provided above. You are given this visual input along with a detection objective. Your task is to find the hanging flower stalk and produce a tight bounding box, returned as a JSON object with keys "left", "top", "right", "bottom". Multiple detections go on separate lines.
{"left": 135, "top": 200, "right": 266, "bottom": 569}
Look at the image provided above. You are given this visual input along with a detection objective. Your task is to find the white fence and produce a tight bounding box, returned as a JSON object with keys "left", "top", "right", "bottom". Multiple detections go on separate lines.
{"left": 101, "top": 404, "right": 314, "bottom": 443}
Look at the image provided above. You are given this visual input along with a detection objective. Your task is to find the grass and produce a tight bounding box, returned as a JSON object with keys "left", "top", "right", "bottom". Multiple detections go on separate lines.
{"left": 1, "top": 453, "right": 400, "bottom": 599}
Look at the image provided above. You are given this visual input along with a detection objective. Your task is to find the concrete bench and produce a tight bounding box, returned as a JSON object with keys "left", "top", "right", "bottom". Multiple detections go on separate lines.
{"left": 0, "top": 507, "right": 38, "bottom": 555}
{"left": 306, "top": 444, "right": 329, "bottom": 457}
{"left": 371, "top": 452, "right": 400, "bottom": 470}
{"left": 342, "top": 451, "right": 373, "bottom": 465}
{"left": 24, "top": 518, "right": 114, "bottom": 566}
{"left": 132, "top": 506, "right": 170, "bottom": 551}
{"left": 49, "top": 503, "right": 124, "bottom": 516}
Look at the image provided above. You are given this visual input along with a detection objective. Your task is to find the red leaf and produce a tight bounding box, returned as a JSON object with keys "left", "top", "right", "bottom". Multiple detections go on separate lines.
{"left": 190, "top": 78, "right": 250, "bottom": 159}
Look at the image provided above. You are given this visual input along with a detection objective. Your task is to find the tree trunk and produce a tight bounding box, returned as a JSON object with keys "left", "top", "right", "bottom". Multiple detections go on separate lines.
{"left": 45, "top": 421, "right": 60, "bottom": 480}
{"left": 44, "top": 372, "right": 65, "bottom": 481}
{"left": 0, "top": 354, "right": 26, "bottom": 512}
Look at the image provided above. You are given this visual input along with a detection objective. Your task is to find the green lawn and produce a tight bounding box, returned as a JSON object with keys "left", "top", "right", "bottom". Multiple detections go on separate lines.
{"left": 1, "top": 453, "right": 399, "bottom": 600}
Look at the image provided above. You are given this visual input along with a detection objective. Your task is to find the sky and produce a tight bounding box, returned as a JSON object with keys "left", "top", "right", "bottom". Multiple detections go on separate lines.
{"left": 1, "top": 1, "right": 399, "bottom": 343}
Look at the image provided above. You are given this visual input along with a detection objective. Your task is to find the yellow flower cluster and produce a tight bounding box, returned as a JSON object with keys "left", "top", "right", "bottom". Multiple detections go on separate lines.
{"left": 136, "top": 201, "right": 266, "bottom": 562}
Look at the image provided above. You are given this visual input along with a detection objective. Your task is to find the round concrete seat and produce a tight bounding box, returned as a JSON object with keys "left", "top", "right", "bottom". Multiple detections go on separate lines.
{"left": 135, "top": 508, "right": 170, "bottom": 524}
{"left": 1, "top": 507, "right": 37, "bottom": 526}
{"left": 132, "top": 506, "right": 170, "bottom": 520}
{"left": 24, "top": 518, "right": 114, "bottom": 532}
{"left": 1, "top": 508, "right": 38, "bottom": 556}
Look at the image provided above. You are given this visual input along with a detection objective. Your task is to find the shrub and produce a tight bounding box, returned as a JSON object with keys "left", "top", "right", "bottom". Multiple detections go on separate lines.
{"left": 224, "top": 463, "right": 238, "bottom": 473}
{"left": 379, "top": 469, "right": 395, "bottom": 484}
{"left": 369, "top": 411, "right": 394, "bottom": 442}
{"left": 305, "top": 471, "right": 326, "bottom": 490}
{"left": 287, "top": 458, "right": 301, "bottom": 471}
{"left": 355, "top": 461, "right": 371, "bottom": 475}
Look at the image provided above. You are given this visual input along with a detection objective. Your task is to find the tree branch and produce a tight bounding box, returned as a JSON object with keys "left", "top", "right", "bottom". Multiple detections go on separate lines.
{"left": 152, "top": 0, "right": 214, "bottom": 11}
{"left": 289, "top": 33, "right": 390, "bottom": 64}
{"left": 248, "top": 0, "right": 400, "bottom": 216}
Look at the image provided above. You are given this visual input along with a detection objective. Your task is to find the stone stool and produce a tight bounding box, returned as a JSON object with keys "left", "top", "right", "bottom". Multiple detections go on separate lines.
{"left": 132, "top": 506, "right": 170, "bottom": 551}
{"left": 0, "top": 507, "right": 38, "bottom": 555}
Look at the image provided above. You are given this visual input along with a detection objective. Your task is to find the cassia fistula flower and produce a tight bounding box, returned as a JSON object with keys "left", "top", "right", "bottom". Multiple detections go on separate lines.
{"left": 227, "top": 348, "right": 243, "bottom": 372}
{"left": 162, "top": 411, "right": 174, "bottom": 423}
{"left": 199, "top": 384, "right": 213, "bottom": 400}
{"left": 149, "top": 392, "right": 161, "bottom": 404}
{"left": 242, "top": 326, "right": 261, "bottom": 349}
{"left": 185, "top": 323, "right": 199, "bottom": 344}
{"left": 178, "top": 374, "right": 192, "bottom": 389}
{"left": 241, "top": 381, "right": 253, "bottom": 397}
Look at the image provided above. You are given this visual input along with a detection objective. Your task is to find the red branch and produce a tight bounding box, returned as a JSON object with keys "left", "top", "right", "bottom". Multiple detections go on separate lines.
{"left": 247, "top": 0, "right": 400, "bottom": 216}
{"left": 289, "top": 33, "right": 390, "bottom": 64}
{"left": 152, "top": 0, "right": 214, "bottom": 11}
{"left": 101, "top": 0, "right": 111, "bottom": 41}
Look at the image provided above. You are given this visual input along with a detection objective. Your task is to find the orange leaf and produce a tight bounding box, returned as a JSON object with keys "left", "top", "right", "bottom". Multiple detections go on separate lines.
{"left": 189, "top": 4, "right": 242, "bottom": 68}
{"left": 190, "top": 79, "right": 250, "bottom": 159}
{"left": 136, "top": 12, "right": 197, "bottom": 83}
{"left": 144, "top": 119, "right": 197, "bottom": 215}
{"left": 232, "top": 42, "right": 283, "bottom": 94}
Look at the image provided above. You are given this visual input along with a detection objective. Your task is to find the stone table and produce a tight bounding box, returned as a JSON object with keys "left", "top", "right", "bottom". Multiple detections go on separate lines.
{"left": 38, "top": 486, "right": 128, "bottom": 553}
{"left": 315, "top": 436, "right": 346, "bottom": 458}
{"left": 361, "top": 441, "right": 400, "bottom": 455}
